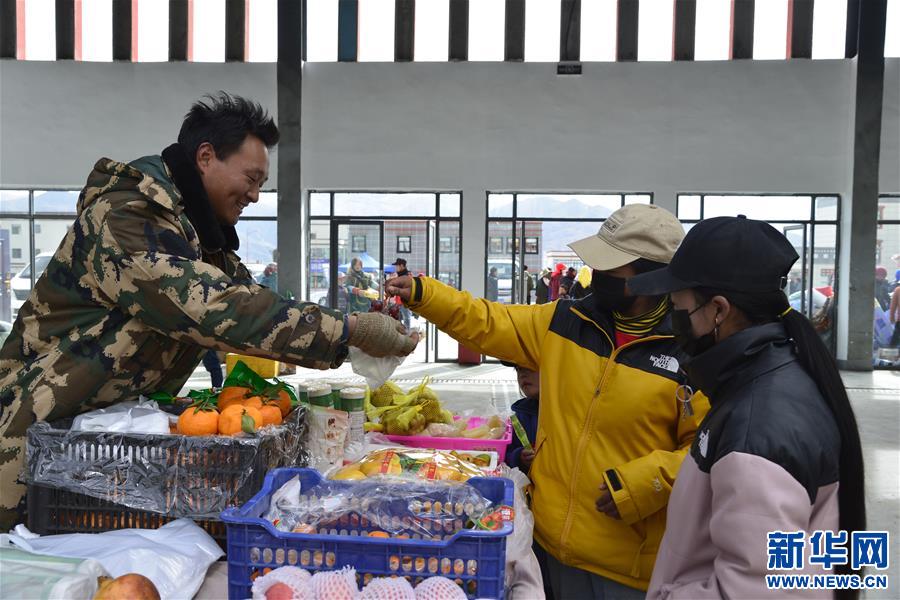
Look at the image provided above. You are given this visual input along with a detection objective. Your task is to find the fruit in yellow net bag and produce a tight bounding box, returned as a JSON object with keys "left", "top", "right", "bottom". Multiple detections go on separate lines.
{"left": 93, "top": 574, "right": 160, "bottom": 600}
{"left": 372, "top": 381, "right": 404, "bottom": 407}
{"left": 383, "top": 405, "right": 427, "bottom": 436}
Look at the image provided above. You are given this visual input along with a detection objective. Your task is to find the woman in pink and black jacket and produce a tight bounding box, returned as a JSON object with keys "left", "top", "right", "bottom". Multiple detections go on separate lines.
{"left": 629, "top": 216, "right": 866, "bottom": 600}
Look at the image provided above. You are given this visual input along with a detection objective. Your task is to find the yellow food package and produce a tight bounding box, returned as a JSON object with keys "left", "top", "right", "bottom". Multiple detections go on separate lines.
{"left": 225, "top": 354, "right": 279, "bottom": 379}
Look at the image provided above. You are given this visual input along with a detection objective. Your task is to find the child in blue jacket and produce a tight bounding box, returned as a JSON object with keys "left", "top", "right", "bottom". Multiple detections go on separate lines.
{"left": 502, "top": 361, "right": 540, "bottom": 473}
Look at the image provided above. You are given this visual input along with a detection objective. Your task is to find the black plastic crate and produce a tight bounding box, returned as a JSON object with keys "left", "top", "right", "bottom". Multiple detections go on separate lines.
{"left": 25, "top": 405, "right": 308, "bottom": 521}
{"left": 26, "top": 483, "right": 229, "bottom": 551}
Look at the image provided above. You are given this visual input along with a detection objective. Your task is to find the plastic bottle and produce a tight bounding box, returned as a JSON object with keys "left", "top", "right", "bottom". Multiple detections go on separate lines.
{"left": 325, "top": 379, "right": 347, "bottom": 408}
{"left": 296, "top": 381, "right": 310, "bottom": 404}
{"left": 307, "top": 383, "right": 333, "bottom": 408}
{"left": 339, "top": 387, "right": 367, "bottom": 449}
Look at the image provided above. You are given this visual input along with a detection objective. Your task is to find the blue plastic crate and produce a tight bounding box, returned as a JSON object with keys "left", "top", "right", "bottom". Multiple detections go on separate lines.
{"left": 221, "top": 468, "right": 514, "bottom": 599}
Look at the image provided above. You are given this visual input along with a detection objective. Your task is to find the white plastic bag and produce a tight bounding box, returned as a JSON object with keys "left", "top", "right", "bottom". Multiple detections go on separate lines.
{"left": 498, "top": 465, "right": 545, "bottom": 600}
{"left": 1, "top": 519, "right": 223, "bottom": 600}
{"left": 349, "top": 346, "right": 404, "bottom": 390}
{"left": 72, "top": 399, "right": 170, "bottom": 434}
{"left": 0, "top": 545, "right": 109, "bottom": 600}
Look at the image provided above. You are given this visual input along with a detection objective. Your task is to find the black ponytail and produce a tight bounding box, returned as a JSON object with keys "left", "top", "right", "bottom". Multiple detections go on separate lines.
{"left": 696, "top": 288, "right": 866, "bottom": 598}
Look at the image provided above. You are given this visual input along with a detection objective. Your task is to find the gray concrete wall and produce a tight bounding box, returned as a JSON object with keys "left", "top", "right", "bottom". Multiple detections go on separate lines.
{"left": 2, "top": 57, "right": 899, "bottom": 360}
{"left": 0, "top": 61, "right": 278, "bottom": 188}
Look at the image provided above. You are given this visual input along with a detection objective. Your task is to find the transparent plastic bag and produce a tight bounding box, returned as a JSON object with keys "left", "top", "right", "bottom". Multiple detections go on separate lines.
{"left": 1, "top": 519, "right": 223, "bottom": 600}
{"left": 331, "top": 447, "right": 486, "bottom": 483}
{"left": 0, "top": 545, "right": 109, "bottom": 600}
{"left": 262, "top": 476, "right": 493, "bottom": 540}
{"left": 349, "top": 346, "right": 404, "bottom": 390}
{"left": 349, "top": 327, "right": 420, "bottom": 389}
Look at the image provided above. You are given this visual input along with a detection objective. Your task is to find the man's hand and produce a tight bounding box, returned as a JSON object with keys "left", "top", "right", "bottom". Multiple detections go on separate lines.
{"left": 347, "top": 311, "right": 419, "bottom": 357}
{"left": 386, "top": 276, "right": 414, "bottom": 303}
{"left": 596, "top": 482, "right": 621, "bottom": 519}
{"left": 520, "top": 449, "right": 535, "bottom": 470}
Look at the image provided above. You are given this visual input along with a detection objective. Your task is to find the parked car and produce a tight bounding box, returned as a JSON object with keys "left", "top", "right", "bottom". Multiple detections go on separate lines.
{"left": 10, "top": 252, "right": 53, "bottom": 318}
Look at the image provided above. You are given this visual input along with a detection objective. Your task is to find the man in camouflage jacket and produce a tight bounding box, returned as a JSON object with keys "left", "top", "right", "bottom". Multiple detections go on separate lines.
{"left": 0, "top": 94, "right": 414, "bottom": 529}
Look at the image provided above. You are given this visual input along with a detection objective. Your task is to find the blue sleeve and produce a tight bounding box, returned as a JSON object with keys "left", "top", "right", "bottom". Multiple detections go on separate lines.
{"left": 506, "top": 445, "right": 524, "bottom": 470}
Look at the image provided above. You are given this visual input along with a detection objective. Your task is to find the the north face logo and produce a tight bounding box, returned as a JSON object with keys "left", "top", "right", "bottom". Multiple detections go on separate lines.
{"left": 698, "top": 430, "right": 710, "bottom": 458}
{"left": 650, "top": 354, "right": 679, "bottom": 373}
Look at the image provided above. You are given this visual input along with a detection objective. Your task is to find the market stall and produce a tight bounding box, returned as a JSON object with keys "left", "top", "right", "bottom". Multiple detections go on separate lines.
{"left": 3, "top": 359, "right": 541, "bottom": 600}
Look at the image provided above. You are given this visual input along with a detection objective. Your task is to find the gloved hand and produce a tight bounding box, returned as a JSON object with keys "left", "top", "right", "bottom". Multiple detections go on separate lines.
{"left": 347, "top": 312, "right": 418, "bottom": 357}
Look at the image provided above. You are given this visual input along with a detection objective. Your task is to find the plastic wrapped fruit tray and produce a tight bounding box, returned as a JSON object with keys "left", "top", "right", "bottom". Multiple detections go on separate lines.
{"left": 220, "top": 468, "right": 514, "bottom": 600}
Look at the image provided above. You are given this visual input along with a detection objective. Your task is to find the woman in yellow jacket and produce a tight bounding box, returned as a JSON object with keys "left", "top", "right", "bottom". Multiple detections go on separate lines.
{"left": 388, "top": 205, "right": 709, "bottom": 598}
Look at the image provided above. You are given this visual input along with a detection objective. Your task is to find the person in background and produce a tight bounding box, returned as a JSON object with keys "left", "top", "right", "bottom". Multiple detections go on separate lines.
{"left": 487, "top": 267, "right": 500, "bottom": 302}
{"left": 387, "top": 204, "right": 709, "bottom": 598}
{"left": 569, "top": 266, "right": 593, "bottom": 300}
{"left": 502, "top": 361, "right": 539, "bottom": 473}
{"left": 345, "top": 257, "right": 378, "bottom": 313}
{"left": 890, "top": 280, "right": 900, "bottom": 348}
{"left": 559, "top": 267, "right": 577, "bottom": 298}
{"left": 202, "top": 350, "right": 224, "bottom": 388}
{"left": 393, "top": 257, "right": 410, "bottom": 278}
{"left": 629, "top": 216, "right": 866, "bottom": 600}
{"left": 875, "top": 266, "right": 892, "bottom": 311}
{"left": 258, "top": 262, "right": 278, "bottom": 290}
{"left": 536, "top": 268, "right": 551, "bottom": 304}
{"left": 549, "top": 263, "right": 565, "bottom": 301}
{"left": 501, "top": 361, "right": 552, "bottom": 600}
{"left": 391, "top": 259, "right": 413, "bottom": 328}
{"left": 523, "top": 265, "right": 535, "bottom": 305}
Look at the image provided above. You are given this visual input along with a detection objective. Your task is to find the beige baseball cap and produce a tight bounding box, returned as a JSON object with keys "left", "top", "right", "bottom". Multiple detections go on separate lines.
{"left": 568, "top": 204, "right": 684, "bottom": 271}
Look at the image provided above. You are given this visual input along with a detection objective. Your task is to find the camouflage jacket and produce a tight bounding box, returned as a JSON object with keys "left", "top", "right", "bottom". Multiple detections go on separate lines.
{"left": 0, "top": 155, "right": 346, "bottom": 425}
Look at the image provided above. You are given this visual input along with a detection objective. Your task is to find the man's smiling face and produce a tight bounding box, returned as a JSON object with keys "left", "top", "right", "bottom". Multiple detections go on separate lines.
{"left": 196, "top": 135, "right": 269, "bottom": 226}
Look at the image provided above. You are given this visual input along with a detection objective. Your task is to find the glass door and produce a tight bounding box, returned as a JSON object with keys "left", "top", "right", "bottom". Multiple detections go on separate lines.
{"left": 329, "top": 221, "right": 384, "bottom": 313}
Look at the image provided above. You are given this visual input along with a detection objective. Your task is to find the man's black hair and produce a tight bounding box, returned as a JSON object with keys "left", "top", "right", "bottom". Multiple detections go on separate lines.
{"left": 178, "top": 92, "right": 279, "bottom": 163}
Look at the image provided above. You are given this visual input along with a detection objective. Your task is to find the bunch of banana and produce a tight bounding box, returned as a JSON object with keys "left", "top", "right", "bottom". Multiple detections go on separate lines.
{"left": 365, "top": 377, "right": 455, "bottom": 436}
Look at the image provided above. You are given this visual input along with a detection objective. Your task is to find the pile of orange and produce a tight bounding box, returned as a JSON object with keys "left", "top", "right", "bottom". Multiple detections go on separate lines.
{"left": 175, "top": 384, "right": 291, "bottom": 436}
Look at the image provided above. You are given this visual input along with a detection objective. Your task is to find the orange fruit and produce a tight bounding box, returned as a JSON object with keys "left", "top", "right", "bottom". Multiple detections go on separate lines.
{"left": 218, "top": 404, "right": 263, "bottom": 435}
{"left": 177, "top": 405, "right": 219, "bottom": 436}
{"left": 217, "top": 386, "right": 252, "bottom": 411}
{"left": 257, "top": 403, "right": 283, "bottom": 427}
{"left": 368, "top": 531, "right": 390, "bottom": 538}
{"left": 273, "top": 390, "right": 293, "bottom": 417}
{"left": 241, "top": 396, "right": 265, "bottom": 411}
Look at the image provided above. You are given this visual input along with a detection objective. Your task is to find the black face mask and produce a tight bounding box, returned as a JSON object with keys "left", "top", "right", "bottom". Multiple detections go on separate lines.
{"left": 672, "top": 301, "right": 717, "bottom": 357}
{"left": 591, "top": 271, "right": 637, "bottom": 313}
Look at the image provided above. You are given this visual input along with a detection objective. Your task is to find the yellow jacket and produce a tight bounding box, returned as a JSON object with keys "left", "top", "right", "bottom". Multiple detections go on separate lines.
{"left": 407, "top": 277, "right": 709, "bottom": 590}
